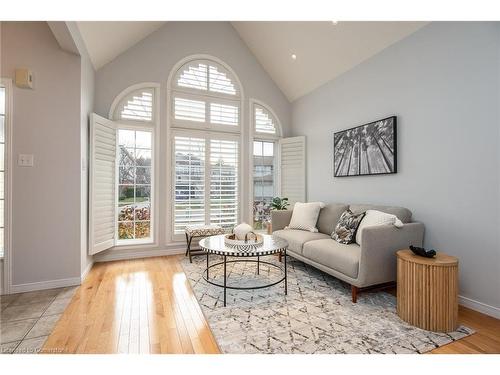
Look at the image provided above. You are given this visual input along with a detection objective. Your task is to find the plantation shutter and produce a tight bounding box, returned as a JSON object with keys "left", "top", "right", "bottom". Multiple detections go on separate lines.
{"left": 209, "top": 139, "right": 238, "bottom": 229}
{"left": 279, "top": 136, "right": 306, "bottom": 206}
{"left": 89, "top": 113, "right": 117, "bottom": 255}
{"left": 173, "top": 135, "right": 206, "bottom": 234}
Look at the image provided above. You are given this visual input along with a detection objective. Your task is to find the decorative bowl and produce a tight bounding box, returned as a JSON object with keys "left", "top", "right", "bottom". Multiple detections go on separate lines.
{"left": 224, "top": 232, "right": 264, "bottom": 251}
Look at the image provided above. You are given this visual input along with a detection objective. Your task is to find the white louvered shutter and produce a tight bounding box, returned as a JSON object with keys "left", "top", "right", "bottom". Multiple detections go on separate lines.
{"left": 89, "top": 113, "right": 117, "bottom": 255}
{"left": 254, "top": 104, "right": 277, "bottom": 134}
{"left": 173, "top": 136, "right": 206, "bottom": 234}
{"left": 115, "top": 89, "right": 154, "bottom": 122}
{"left": 209, "top": 139, "right": 238, "bottom": 229}
{"left": 279, "top": 136, "right": 306, "bottom": 206}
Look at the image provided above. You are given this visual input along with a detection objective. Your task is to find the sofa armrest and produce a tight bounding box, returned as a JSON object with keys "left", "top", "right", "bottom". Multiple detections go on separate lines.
{"left": 357, "top": 222, "right": 425, "bottom": 287}
{"left": 271, "top": 210, "right": 293, "bottom": 232}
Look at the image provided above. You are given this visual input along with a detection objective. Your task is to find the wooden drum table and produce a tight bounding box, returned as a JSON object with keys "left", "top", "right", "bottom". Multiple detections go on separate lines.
{"left": 396, "top": 249, "right": 458, "bottom": 332}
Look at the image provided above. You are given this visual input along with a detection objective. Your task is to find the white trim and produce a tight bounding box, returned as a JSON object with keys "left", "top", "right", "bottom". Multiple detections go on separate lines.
{"left": 80, "top": 260, "right": 94, "bottom": 283}
{"left": 166, "top": 55, "right": 245, "bottom": 244}
{"left": 1, "top": 78, "right": 13, "bottom": 294}
{"left": 93, "top": 246, "right": 184, "bottom": 263}
{"left": 10, "top": 277, "right": 81, "bottom": 294}
{"left": 459, "top": 295, "right": 500, "bottom": 319}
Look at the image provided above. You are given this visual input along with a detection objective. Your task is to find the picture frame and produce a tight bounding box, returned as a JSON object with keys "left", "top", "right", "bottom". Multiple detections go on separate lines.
{"left": 334, "top": 116, "right": 397, "bottom": 177}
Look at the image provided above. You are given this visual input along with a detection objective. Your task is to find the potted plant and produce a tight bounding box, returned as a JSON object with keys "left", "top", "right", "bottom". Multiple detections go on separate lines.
{"left": 267, "top": 197, "right": 290, "bottom": 234}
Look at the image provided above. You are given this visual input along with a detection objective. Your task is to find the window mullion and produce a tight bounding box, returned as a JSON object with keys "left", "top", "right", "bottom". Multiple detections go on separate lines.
{"left": 205, "top": 137, "right": 211, "bottom": 225}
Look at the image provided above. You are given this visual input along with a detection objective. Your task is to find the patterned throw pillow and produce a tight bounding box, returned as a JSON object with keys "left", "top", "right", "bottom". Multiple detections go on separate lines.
{"left": 331, "top": 210, "right": 366, "bottom": 244}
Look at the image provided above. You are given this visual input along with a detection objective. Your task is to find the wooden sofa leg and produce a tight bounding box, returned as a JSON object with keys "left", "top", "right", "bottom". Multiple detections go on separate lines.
{"left": 351, "top": 285, "right": 358, "bottom": 303}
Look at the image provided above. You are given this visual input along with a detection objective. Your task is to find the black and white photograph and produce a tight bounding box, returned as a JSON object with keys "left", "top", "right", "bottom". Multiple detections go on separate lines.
{"left": 334, "top": 116, "right": 397, "bottom": 177}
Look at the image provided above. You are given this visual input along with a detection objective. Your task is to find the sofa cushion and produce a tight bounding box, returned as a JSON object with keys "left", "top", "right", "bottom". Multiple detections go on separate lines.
{"left": 272, "top": 229, "right": 330, "bottom": 254}
{"left": 302, "top": 239, "right": 361, "bottom": 279}
{"left": 349, "top": 204, "right": 412, "bottom": 223}
{"left": 316, "top": 203, "right": 349, "bottom": 235}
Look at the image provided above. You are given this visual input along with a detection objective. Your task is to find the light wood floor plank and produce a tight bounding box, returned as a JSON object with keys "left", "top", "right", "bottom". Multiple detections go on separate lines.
{"left": 42, "top": 255, "right": 499, "bottom": 354}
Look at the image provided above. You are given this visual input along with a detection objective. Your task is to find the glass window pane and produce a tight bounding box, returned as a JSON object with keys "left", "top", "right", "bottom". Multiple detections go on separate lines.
{"left": 253, "top": 141, "right": 262, "bottom": 156}
{"left": 0, "top": 200, "right": 3, "bottom": 227}
{"left": 0, "top": 172, "right": 4, "bottom": 200}
{"left": 0, "top": 116, "right": 5, "bottom": 143}
{"left": 119, "top": 147, "right": 135, "bottom": 166}
{"left": 0, "top": 144, "right": 4, "bottom": 171}
{"left": 135, "top": 149, "right": 151, "bottom": 166}
{"left": 119, "top": 165, "right": 134, "bottom": 184}
{"left": 0, "top": 229, "right": 4, "bottom": 254}
{"left": 118, "top": 222, "right": 134, "bottom": 239}
{"left": 135, "top": 202, "right": 151, "bottom": 221}
{"left": 118, "top": 129, "right": 135, "bottom": 147}
{"left": 118, "top": 185, "right": 135, "bottom": 205}
{"left": 135, "top": 131, "right": 151, "bottom": 149}
{"left": 135, "top": 221, "right": 151, "bottom": 239}
{"left": 135, "top": 186, "right": 151, "bottom": 203}
{"left": 263, "top": 142, "right": 274, "bottom": 157}
{"left": 135, "top": 167, "right": 151, "bottom": 184}
{"left": 118, "top": 204, "right": 135, "bottom": 221}
{"left": 0, "top": 87, "right": 5, "bottom": 115}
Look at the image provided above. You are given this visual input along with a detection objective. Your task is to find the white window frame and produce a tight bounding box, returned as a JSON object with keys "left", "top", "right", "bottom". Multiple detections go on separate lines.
{"left": 109, "top": 83, "right": 160, "bottom": 248}
{"left": 248, "top": 99, "right": 283, "bottom": 225}
{"left": 1, "top": 78, "right": 13, "bottom": 294}
{"left": 167, "top": 55, "right": 244, "bottom": 243}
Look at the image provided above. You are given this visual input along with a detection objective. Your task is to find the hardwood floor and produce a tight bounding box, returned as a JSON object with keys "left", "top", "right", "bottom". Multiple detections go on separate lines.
{"left": 42, "top": 255, "right": 500, "bottom": 354}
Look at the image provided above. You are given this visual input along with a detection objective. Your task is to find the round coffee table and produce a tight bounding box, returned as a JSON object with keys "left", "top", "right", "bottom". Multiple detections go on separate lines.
{"left": 199, "top": 234, "right": 289, "bottom": 306}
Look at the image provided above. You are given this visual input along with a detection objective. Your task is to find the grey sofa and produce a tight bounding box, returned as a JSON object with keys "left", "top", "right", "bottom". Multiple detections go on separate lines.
{"left": 272, "top": 203, "right": 425, "bottom": 302}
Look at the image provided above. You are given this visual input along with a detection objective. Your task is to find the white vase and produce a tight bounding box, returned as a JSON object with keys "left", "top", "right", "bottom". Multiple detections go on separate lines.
{"left": 233, "top": 223, "right": 253, "bottom": 241}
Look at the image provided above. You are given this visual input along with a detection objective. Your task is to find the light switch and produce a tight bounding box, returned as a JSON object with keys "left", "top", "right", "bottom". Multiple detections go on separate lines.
{"left": 18, "top": 154, "right": 34, "bottom": 167}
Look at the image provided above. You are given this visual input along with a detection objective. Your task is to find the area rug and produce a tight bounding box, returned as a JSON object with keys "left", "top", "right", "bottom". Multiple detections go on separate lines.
{"left": 181, "top": 255, "right": 474, "bottom": 354}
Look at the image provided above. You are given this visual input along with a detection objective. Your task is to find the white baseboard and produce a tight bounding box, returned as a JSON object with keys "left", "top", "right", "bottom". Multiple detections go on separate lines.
{"left": 10, "top": 276, "right": 81, "bottom": 294}
{"left": 459, "top": 295, "right": 500, "bottom": 319}
{"left": 93, "top": 246, "right": 184, "bottom": 263}
{"left": 81, "top": 261, "right": 94, "bottom": 282}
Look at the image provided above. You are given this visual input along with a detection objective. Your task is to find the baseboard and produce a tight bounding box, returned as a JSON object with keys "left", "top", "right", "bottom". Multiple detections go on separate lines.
{"left": 93, "top": 246, "right": 184, "bottom": 263}
{"left": 459, "top": 295, "right": 500, "bottom": 319}
{"left": 81, "top": 261, "right": 94, "bottom": 282}
{"left": 10, "top": 276, "right": 81, "bottom": 294}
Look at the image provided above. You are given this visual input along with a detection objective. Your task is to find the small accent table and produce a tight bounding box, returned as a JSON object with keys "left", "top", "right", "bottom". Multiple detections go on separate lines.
{"left": 184, "top": 225, "right": 226, "bottom": 263}
{"left": 396, "top": 249, "right": 459, "bottom": 332}
{"left": 199, "top": 234, "right": 289, "bottom": 307}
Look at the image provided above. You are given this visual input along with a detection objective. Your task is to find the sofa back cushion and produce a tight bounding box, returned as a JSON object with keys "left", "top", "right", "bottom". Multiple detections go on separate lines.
{"left": 349, "top": 204, "right": 412, "bottom": 223}
{"left": 317, "top": 203, "right": 349, "bottom": 235}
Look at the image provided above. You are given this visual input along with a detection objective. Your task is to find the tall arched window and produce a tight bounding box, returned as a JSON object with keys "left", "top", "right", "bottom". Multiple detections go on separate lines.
{"left": 169, "top": 56, "right": 243, "bottom": 239}
{"left": 250, "top": 100, "right": 282, "bottom": 231}
{"left": 110, "top": 83, "right": 159, "bottom": 245}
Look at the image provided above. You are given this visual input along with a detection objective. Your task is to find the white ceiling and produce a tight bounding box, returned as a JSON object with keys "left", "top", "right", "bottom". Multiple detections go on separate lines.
{"left": 232, "top": 21, "right": 428, "bottom": 101}
{"left": 76, "top": 21, "right": 166, "bottom": 69}
{"left": 74, "top": 21, "right": 427, "bottom": 101}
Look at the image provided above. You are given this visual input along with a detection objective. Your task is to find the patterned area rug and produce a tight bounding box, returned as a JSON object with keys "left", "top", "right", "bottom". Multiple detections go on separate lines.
{"left": 181, "top": 255, "right": 474, "bottom": 354}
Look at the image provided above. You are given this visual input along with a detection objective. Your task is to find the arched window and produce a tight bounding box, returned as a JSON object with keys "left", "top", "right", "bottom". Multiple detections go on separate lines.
{"left": 109, "top": 83, "right": 159, "bottom": 245}
{"left": 169, "top": 57, "right": 243, "bottom": 239}
{"left": 250, "top": 100, "right": 282, "bottom": 231}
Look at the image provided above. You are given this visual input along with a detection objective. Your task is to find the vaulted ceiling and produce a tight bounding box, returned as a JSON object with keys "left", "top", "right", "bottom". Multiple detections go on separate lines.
{"left": 73, "top": 21, "right": 427, "bottom": 101}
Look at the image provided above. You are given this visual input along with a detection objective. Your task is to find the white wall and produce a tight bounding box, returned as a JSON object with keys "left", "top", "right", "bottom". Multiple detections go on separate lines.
{"left": 292, "top": 22, "right": 500, "bottom": 314}
{"left": 1, "top": 22, "right": 83, "bottom": 287}
{"left": 94, "top": 21, "right": 291, "bottom": 257}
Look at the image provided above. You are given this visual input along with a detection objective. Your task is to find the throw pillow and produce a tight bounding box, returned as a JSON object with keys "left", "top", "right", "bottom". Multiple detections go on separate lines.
{"left": 331, "top": 209, "right": 365, "bottom": 244}
{"left": 286, "top": 202, "right": 326, "bottom": 232}
{"left": 355, "top": 210, "right": 404, "bottom": 245}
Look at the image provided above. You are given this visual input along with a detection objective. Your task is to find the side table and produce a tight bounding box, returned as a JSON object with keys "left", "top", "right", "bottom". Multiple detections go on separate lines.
{"left": 396, "top": 249, "right": 459, "bottom": 332}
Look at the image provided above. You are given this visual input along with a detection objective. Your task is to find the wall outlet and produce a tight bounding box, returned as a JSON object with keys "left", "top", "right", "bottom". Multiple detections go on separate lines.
{"left": 18, "top": 154, "right": 34, "bottom": 167}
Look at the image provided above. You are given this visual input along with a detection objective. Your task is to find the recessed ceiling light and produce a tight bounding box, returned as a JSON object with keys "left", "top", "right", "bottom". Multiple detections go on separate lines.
{"left": 291, "top": 54, "right": 297, "bottom": 60}
{"left": 331, "top": 21, "right": 338, "bottom": 25}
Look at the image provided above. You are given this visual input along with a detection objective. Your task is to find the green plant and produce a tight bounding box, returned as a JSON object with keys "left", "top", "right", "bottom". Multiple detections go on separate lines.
{"left": 270, "top": 197, "right": 290, "bottom": 210}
